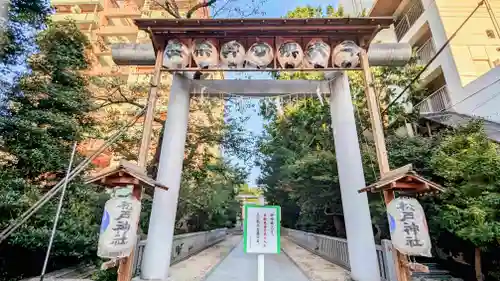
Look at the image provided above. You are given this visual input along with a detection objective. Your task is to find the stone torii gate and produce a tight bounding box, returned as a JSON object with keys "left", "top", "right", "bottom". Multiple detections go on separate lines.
{"left": 117, "top": 17, "right": 410, "bottom": 281}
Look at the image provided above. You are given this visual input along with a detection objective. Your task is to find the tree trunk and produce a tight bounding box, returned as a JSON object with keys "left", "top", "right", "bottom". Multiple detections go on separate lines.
{"left": 475, "top": 247, "right": 482, "bottom": 281}
{"left": 332, "top": 215, "right": 346, "bottom": 238}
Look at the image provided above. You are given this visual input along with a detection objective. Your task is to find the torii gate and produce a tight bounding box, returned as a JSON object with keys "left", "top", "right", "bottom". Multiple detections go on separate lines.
{"left": 116, "top": 17, "right": 412, "bottom": 281}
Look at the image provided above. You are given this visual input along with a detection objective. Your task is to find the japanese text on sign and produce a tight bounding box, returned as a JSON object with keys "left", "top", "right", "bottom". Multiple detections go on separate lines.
{"left": 244, "top": 205, "right": 281, "bottom": 254}
{"left": 387, "top": 197, "right": 431, "bottom": 257}
{"left": 97, "top": 196, "right": 141, "bottom": 258}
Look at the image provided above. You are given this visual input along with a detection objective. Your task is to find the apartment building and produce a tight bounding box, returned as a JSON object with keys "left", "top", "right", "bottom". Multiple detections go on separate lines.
{"left": 370, "top": 0, "right": 500, "bottom": 140}
{"left": 50, "top": 0, "right": 216, "bottom": 169}
{"left": 51, "top": 0, "right": 208, "bottom": 82}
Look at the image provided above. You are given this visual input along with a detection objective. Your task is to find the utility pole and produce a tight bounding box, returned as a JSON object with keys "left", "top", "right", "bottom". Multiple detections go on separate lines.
{"left": 360, "top": 49, "right": 410, "bottom": 281}
{"left": 117, "top": 47, "right": 165, "bottom": 281}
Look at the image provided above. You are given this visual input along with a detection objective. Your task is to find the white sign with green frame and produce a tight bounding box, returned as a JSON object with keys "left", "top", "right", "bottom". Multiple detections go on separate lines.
{"left": 243, "top": 205, "right": 281, "bottom": 254}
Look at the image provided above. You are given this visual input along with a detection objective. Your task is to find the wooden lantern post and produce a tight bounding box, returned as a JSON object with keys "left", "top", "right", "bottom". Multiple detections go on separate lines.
{"left": 359, "top": 49, "right": 444, "bottom": 281}
{"left": 358, "top": 164, "right": 443, "bottom": 280}
{"left": 86, "top": 159, "right": 169, "bottom": 279}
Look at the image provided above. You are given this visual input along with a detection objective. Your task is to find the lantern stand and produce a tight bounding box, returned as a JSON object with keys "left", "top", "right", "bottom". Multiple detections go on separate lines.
{"left": 85, "top": 160, "right": 168, "bottom": 274}
{"left": 357, "top": 164, "right": 443, "bottom": 280}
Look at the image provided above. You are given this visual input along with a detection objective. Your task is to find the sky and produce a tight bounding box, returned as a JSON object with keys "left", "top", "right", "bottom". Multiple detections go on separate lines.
{"left": 214, "top": 0, "right": 339, "bottom": 186}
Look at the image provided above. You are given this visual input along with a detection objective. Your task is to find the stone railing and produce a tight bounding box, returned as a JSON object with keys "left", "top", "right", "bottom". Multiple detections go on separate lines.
{"left": 282, "top": 228, "right": 396, "bottom": 281}
{"left": 132, "top": 228, "right": 228, "bottom": 276}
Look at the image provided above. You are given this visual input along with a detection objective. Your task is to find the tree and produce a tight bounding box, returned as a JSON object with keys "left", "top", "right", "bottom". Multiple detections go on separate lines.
{"left": 152, "top": 0, "right": 268, "bottom": 19}
{"left": 429, "top": 121, "right": 500, "bottom": 281}
{"left": 0, "top": 0, "right": 51, "bottom": 87}
{"left": 0, "top": 21, "right": 105, "bottom": 280}
{"left": 257, "top": 4, "right": 426, "bottom": 238}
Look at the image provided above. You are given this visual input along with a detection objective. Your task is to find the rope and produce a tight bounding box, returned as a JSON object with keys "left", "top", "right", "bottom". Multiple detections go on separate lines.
{"left": 0, "top": 106, "right": 146, "bottom": 244}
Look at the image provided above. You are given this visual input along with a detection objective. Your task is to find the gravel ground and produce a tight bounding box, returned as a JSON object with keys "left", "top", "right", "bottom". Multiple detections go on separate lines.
{"left": 166, "top": 235, "right": 241, "bottom": 281}
{"left": 281, "top": 237, "right": 349, "bottom": 281}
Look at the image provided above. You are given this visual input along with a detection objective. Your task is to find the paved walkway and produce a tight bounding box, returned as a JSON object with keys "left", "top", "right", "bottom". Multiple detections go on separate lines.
{"left": 281, "top": 238, "right": 348, "bottom": 281}
{"left": 204, "top": 239, "right": 310, "bottom": 281}
{"left": 167, "top": 235, "right": 241, "bottom": 281}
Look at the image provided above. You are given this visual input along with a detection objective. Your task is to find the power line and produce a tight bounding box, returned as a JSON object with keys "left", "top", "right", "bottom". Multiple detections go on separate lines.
{"left": 381, "top": 0, "right": 485, "bottom": 115}
{"left": 438, "top": 76, "right": 500, "bottom": 114}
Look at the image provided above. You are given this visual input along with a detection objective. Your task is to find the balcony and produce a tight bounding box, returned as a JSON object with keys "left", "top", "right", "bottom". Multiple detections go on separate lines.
{"left": 394, "top": 0, "right": 424, "bottom": 41}
{"left": 85, "top": 65, "right": 130, "bottom": 77}
{"left": 416, "top": 85, "right": 451, "bottom": 114}
{"left": 52, "top": 0, "right": 104, "bottom": 7}
{"left": 416, "top": 38, "right": 436, "bottom": 65}
{"left": 104, "top": 7, "right": 142, "bottom": 18}
{"left": 51, "top": 13, "right": 98, "bottom": 24}
{"left": 96, "top": 25, "right": 138, "bottom": 36}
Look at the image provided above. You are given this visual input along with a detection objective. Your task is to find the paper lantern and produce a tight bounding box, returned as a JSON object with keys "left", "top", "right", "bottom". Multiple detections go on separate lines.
{"left": 332, "top": 40, "right": 361, "bottom": 68}
{"left": 98, "top": 196, "right": 141, "bottom": 258}
{"left": 220, "top": 40, "right": 246, "bottom": 68}
{"left": 245, "top": 42, "right": 273, "bottom": 69}
{"left": 305, "top": 39, "right": 331, "bottom": 68}
{"left": 163, "top": 39, "right": 190, "bottom": 69}
{"left": 277, "top": 41, "right": 304, "bottom": 69}
{"left": 192, "top": 39, "right": 218, "bottom": 69}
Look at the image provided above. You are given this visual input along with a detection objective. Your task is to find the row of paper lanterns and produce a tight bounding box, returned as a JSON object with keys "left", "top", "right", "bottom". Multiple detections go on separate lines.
{"left": 163, "top": 39, "right": 362, "bottom": 70}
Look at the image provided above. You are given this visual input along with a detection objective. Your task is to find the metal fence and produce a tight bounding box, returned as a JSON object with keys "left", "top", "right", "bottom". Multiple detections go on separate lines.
{"left": 416, "top": 38, "right": 436, "bottom": 66}
{"left": 416, "top": 85, "right": 451, "bottom": 114}
{"left": 282, "top": 228, "right": 396, "bottom": 281}
{"left": 394, "top": 0, "right": 425, "bottom": 41}
{"left": 132, "top": 228, "right": 228, "bottom": 276}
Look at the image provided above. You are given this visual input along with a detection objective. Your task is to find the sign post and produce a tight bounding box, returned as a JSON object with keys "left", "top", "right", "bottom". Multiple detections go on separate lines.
{"left": 243, "top": 201, "right": 281, "bottom": 281}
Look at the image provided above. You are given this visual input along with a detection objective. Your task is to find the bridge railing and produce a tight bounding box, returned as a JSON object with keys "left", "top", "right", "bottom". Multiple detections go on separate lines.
{"left": 282, "top": 228, "right": 396, "bottom": 281}
{"left": 133, "top": 228, "right": 228, "bottom": 276}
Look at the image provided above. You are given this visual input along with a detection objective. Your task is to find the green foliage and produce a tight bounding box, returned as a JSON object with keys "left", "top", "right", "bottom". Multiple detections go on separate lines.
{"left": 0, "top": 21, "right": 103, "bottom": 281}
{"left": 258, "top": 4, "right": 425, "bottom": 237}
{"left": 92, "top": 267, "right": 117, "bottom": 281}
{"left": 0, "top": 0, "right": 51, "bottom": 71}
{"left": 430, "top": 121, "right": 500, "bottom": 249}
{"left": 175, "top": 160, "right": 246, "bottom": 232}
{"left": 260, "top": 5, "right": 500, "bottom": 279}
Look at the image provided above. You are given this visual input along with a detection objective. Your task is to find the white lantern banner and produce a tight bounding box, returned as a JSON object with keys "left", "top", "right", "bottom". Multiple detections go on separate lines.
{"left": 220, "top": 41, "right": 246, "bottom": 68}
{"left": 245, "top": 42, "right": 273, "bottom": 69}
{"left": 276, "top": 40, "right": 304, "bottom": 69}
{"left": 163, "top": 39, "right": 190, "bottom": 69}
{"left": 305, "top": 39, "right": 331, "bottom": 68}
{"left": 97, "top": 196, "right": 141, "bottom": 259}
{"left": 387, "top": 197, "right": 432, "bottom": 257}
{"left": 192, "top": 39, "right": 218, "bottom": 69}
{"left": 332, "top": 40, "right": 361, "bottom": 68}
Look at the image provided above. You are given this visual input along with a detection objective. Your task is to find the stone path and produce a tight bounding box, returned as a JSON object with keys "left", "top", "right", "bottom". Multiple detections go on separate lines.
{"left": 203, "top": 238, "right": 310, "bottom": 281}
{"left": 281, "top": 238, "right": 349, "bottom": 281}
{"left": 167, "top": 235, "right": 241, "bottom": 281}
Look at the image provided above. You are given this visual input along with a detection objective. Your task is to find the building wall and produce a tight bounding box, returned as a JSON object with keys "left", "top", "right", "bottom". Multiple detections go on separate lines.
{"left": 51, "top": 0, "right": 221, "bottom": 170}
{"left": 371, "top": 0, "right": 500, "bottom": 123}
{"left": 435, "top": 0, "right": 500, "bottom": 85}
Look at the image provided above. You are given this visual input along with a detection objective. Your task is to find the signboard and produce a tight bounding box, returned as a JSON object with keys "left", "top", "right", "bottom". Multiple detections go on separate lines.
{"left": 387, "top": 197, "right": 431, "bottom": 257}
{"left": 244, "top": 205, "right": 281, "bottom": 254}
{"left": 97, "top": 195, "right": 141, "bottom": 258}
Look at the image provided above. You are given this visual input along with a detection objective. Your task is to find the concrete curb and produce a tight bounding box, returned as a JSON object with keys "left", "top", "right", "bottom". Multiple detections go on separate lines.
{"left": 200, "top": 235, "right": 242, "bottom": 281}
{"left": 280, "top": 239, "right": 314, "bottom": 281}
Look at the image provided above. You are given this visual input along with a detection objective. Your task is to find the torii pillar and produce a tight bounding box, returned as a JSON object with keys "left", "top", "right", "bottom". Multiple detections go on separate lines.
{"left": 140, "top": 74, "right": 191, "bottom": 280}
{"left": 140, "top": 73, "right": 380, "bottom": 281}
